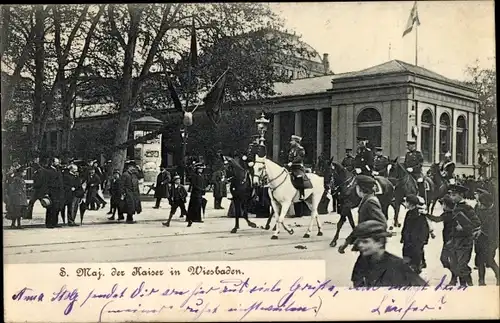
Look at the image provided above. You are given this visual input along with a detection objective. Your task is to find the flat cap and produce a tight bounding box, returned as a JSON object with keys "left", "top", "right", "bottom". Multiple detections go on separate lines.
{"left": 405, "top": 194, "right": 424, "bottom": 205}
{"left": 479, "top": 192, "right": 494, "bottom": 206}
{"left": 475, "top": 188, "right": 490, "bottom": 195}
{"left": 291, "top": 135, "right": 302, "bottom": 142}
{"left": 357, "top": 136, "right": 367, "bottom": 141}
{"left": 448, "top": 184, "right": 468, "bottom": 194}
{"left": 356, "top": 175, "right": 376, "bottom": 187}
{"left": 173, "top": 175, "right": 181, "bottom": 180}
{"left": 406, "top": 139, "right": 416, "bottom": 144}
{"left": 194, "top": 162, "right": 206, "bottom": 169}
{"left": 345, "top": 148, "right": 353, "bottom": 152}
{"left": 438, "top": 194, "right": 455, "bottom": 208}
{"left": 375, "top": 146, "right": 383, "bottom": 151}
{"left": 353, "top": 220, "right": 391, "bottom": 239}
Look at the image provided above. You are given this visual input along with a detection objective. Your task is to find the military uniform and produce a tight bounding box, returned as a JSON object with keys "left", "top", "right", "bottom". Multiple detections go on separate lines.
{"left": 373, "top": 147, "right": 389, "bottom": 177}
{"left": 288, "top": 135, "right": 306, "bottom": 199}
{"left": 403, "top": 140, "right": 425, "bottom": 198}
{"left": 341, "top": 149, "right": 355, "bottom": 173}
{"left": 440, "top": 157, "right": 456, "bottom": 182}
{"left": 448, "top": 184, "right": 481, "bottom": 286}
{"left": 353, "top": 147, "right": 374, "bottom": 176}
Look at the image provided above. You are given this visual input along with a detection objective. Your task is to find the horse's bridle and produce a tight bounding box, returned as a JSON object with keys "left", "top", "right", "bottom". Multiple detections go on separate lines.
{"left": 254, "top": 160, "right": 289, "bottom": 191}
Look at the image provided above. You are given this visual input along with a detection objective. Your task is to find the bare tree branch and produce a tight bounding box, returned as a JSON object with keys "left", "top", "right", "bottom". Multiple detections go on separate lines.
{"left": 108, "top": 4, "right": 126, "bottom": 50}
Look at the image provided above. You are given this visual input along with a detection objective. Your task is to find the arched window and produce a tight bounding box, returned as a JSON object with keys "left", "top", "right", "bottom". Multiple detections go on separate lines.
{"left": 356, "top": 108, "right": 382, "bottom": 150}
{"left": 456, "top": 115, "right": 468, "bottom": 164}
{"left": 420, "top": 109, "right": 434, "bottom": 162}
{"left": 439, "top": 113, "right": 451, "bottom": 160}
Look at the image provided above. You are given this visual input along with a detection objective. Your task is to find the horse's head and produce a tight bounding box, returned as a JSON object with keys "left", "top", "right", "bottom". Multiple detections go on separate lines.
{"left": 387, "top": 157, "right": 404, "bottom": 179}
{"left": 427, "top": 162, "right": 440, "bottom": 178}
{"left": 252, "top": 155, "right": 267, "bottom": 187}
{"left": 329, "top": 161, "right": 347, "bottom": 183}
{"left": 222, "top": 155, "right": 246, "bottom": 182}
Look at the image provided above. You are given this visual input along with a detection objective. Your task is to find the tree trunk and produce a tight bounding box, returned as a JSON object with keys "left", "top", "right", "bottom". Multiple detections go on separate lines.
{"left": 111, "top": 5, "right": 142, "bottom": 173}
{"left": 31, "top": 7, "right": 45, "bottom": 155}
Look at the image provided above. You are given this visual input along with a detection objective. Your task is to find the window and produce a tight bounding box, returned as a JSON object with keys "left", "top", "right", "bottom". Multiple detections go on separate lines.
{"left": 420, "top": 109, "right": 434, "bottom": 162}
{"left": 456, "top": 115, "right": 467, "bottom": 164}
{"left": 439, "top": 113, "right": 451, "bottom": 160}
{"left": 356, "top": 108, "right": 382, "bottom": 149}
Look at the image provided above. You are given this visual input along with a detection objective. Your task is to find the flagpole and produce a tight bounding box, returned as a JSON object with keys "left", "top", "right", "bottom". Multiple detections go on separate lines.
{"left": 415, "top": 12, "right": 418, "bottom": 66}
{"left": 191, "top": 67, "right": 230, "bottom": 114}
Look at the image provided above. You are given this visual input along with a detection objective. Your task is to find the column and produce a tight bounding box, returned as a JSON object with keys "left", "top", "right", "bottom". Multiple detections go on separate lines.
{"left": 316, "top": 109, "right": 324, "bottom": 159}
{"left": 452, "top": 109, "right": 457, "bottom": 162}
{"left": 56, "top": 131, "right": 62, "bottom": 154}
{"left": 469, "top": 111, "right": 476, "bottom": 165}
{"left": 345, "top": 104, "right": 355, "bottom": 150}
{"left": 382, "top": 101, "right": 392, "bottom": 156}
{"left": 294, "top": 110, "right": 302, "bottom": 136}
{"left": 272, "top": 113, "right": 280, "bottom": 161}
{"left": 46, "top": 131, "right": 52, "bottom": 152}
{"left": 434, "top": 106, "right": 441, "bottom": 163}
{"left": 331, "top": 106, "right": 338, "bottom": 159}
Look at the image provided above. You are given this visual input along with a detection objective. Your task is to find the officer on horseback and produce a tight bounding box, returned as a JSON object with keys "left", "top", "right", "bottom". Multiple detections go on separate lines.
{"left": 440, "top": 152, "right": 455, "bottom": 183}
{"left": 287, "top": 134, "right": 306, "bottom": 200}
{"left": 341, "top": 148, "right": 355, "bottom": 173}
{"left": 403, "top": 139, "right": 426, "bottom": 198}
{"left": 373, "top": 147, "right": 389, "bottom": 177}
{"left": 353, "top": 137, "right": 374, "bottom": 176}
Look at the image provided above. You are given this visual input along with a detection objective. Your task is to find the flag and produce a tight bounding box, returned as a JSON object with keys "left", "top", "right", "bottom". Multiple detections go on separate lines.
{"left": 166, "top": 76, "right": 184, "bottom": 112}
{"left": 402, "top": 1, "right": 421, "bottom": 37}
{"left": 190, "top": 18, "right": 198, "bottom": 67}
{"left": 204, "top": 71, "right": 228, "bottom": 125}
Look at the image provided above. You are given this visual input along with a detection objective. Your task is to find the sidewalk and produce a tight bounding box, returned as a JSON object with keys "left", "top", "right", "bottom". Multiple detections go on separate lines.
{"left": 3, "top": 194, "right": 236, "bottom": 229}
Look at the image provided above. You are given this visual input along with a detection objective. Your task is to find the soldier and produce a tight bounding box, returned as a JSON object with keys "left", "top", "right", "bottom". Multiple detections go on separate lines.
{"left": 373, "top": 147, "right": 389, "bottom": 177}
{"left": 353, "top": 137, "right": 374, "bottom": 176}
{"left": 448, "top": 184, "right": 481, "bottom": 286}
{"left": 403, "top": 139, "right": 426, "bottom": 199}
{"left": 440, "top": 152, "right": 455, "bottom": 183}
{"left": 287, "top": 134, "right": 306, "bottom": 200}
{"left": 341, "top": 148, "right": 355, "bottom": 173}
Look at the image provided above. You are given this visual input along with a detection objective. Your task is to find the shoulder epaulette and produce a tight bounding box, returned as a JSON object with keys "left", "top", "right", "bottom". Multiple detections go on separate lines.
{"left": 366, "top": 148, "right": 371, "bottom": 151}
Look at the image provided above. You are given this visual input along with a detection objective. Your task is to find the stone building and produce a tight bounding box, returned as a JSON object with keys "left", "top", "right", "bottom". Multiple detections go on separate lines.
{"left": 242, "top": 59, "right": 480, "bottom": 175}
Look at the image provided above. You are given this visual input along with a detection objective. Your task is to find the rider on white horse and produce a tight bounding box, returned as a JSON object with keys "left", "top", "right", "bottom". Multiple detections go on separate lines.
{"left": 288, "top": 135, "right": 306, "bottom": 201}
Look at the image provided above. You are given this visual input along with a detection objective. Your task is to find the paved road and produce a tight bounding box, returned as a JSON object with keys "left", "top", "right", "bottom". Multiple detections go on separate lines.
{"left": 3, "top": 197, "right": 498, "bottom": 286}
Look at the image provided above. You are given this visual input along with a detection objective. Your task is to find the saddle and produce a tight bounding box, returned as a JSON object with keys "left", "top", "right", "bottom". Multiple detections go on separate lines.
{"left": 290, "top": 169, "right": 313, "bottom": 190}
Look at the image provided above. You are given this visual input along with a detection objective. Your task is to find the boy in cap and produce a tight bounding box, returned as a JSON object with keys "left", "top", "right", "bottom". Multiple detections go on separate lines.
{"left": 336, "top": 175, "right": 387, "bottom": 252}
{"left": 163, "top": 175, "right": 188, "bottom": 227}
{"left": 351, "top": 220, "right": 427, "bottom": 287}
{"left": 287, "top": 134, "right": 306, "bottom": 200}
{"left": 353, "top": 137, "right": 373, "bottom": 176}
{"left": 373, "top": 147, "right": 389, "bottom": 177}
{"left": 401, "top": 194, "right": 430, "bottom": 274}
{"left": 341, "top": 148, "right": 355, "bottom": 173}
{"left": 447, "top": 183, "right": 481, "bottom": 286}
{"left": 425, "top": 194, "right": 456, "bottom": 284}
{"left": 473, "top": 188, "right": 499, "bottom": 286}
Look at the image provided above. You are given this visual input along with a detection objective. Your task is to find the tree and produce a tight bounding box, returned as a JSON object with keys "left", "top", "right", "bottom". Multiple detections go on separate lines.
{"left": 465, "top": 61, "right": 497, "bottom": 143}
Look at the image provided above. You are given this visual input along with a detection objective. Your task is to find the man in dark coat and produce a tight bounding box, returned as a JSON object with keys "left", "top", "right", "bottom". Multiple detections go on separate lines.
{"left": 440, "top": 152, "right": 456, "bottom": 183}
{"left": 186, "top": 163, "right": 206, "bottom": 226}
{"left": 341, "top": 148, "right": 355, "bottom": 173}
{"left": 44, "top": 157, "right": 64, "bottom": 229}
{"left": 153, "top": 167, "right": 171, "bottom": 209}
{"left": 211, "top": 168, "right": 227, "bottom": 209}
{"left": 163, "top": 175, "right": 188, "bottom": 227}
{"left": 353, "top": 137, "right": 374, "bottom": 176}
{"left": 473, "top": 189, "right": 499, "bottom": 286}
{"left": 373, "top": 147, "right": 390, "bottom": 177}
{"left": 120, "top": 162, "right": 142, "bottom": 223}
{"left": 448, "top": 184, "right": 481, "bottom": 286}
{"left": 338, "top": 175, "right": 388, "bottom": 254}
{"left": 401, "top": 194, "right": 430, "bottom": 274}
{"left": 26, "top": 158, "right": 45, "bottom": 219}
{"left": 403, "top": 139, "right": 425, "bottom": 198}
{"left": 351, "top": 220, "right": 427, "bottom": 288}
{"left": 84, "top": 168, "right": 101, "bottom": 210}
{"left": 63, "top": 164, "right": 84, "bottom": 226}
{"left": 6, "top": 166, "right": 28, "bottom": 229}
{"left": 108, "top": 170, "right": 123, "bottom": 220}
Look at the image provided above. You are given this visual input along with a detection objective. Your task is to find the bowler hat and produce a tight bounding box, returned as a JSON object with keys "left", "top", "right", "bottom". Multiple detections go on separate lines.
{"left": 353, "top": 220, "right": 391, "bottom": 239}
{"left": 356, "top": 175, "right": 376, "bottom": 187}
{"left": 406, "top": 139, "right": 416, "bottom": 144}
{"left": 448, "top": 184, "right": 468, "bottom": 194}
{"left": 40, "top": 196, "right": 52, "bottom": 208}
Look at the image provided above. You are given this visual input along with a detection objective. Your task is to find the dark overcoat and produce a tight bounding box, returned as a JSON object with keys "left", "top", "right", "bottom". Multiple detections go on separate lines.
{"left": 120, "top": 171, "right": 142, "bottom": 215}
{"left": 211, "top": 170, "right": 227, "bottom": 199}
{"left": 345, "top": 194, "right": 387, "bottom": 245}
{"left": 44, "top": 166, "right": 64, "bottom": 203}
{"left": 154, "top": 171, "right": 171, "bottom": 199}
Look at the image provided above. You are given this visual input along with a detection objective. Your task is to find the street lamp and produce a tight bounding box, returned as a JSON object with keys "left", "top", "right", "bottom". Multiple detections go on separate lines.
{"left": 255, "top": 112, "right": 270, "bottom": 145}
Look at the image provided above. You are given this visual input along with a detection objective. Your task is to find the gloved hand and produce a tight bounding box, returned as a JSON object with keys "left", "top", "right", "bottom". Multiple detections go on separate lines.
{"left": 372, "top": 171, "right": 379, "bottom": 176}
{"left": 355, "top": 168, "right": 362, "bottom": 174}
{"left": 287, "top": 162, "right": 292, "bottom": 167}
{"left": 407, "top": 167, "right": 413, "bottom": 173}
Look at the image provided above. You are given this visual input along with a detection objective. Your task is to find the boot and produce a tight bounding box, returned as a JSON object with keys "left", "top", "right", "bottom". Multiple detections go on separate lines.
{"left": 465, "top": 274, "right": 473, "bottom": 286}
{"left": 297, "top": 177, "right": 305, "bottom": 200}
{"left": 448, "top": 274, "right": 458, "bottom": 286}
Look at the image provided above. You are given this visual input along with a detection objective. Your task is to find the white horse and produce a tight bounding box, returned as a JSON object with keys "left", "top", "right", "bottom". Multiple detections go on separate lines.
{"left": 252, "top": 155, "right": 324, "bottom": 239}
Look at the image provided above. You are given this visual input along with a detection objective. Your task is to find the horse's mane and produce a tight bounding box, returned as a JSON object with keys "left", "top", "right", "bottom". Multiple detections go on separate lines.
{"left": 331, "top": 161, "right": 349, "bottom": 180}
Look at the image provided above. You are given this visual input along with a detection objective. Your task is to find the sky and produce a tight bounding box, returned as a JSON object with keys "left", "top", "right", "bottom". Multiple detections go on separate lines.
{"left": 269, "top": 1, "right": 495, "bottom": 81}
